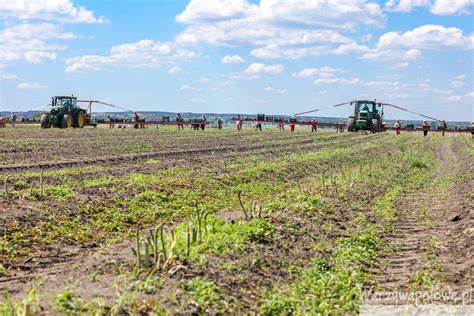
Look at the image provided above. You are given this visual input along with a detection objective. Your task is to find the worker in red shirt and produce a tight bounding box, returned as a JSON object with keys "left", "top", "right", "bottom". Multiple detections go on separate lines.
{"left": 290, "top": 121, "right": 295, "bottom": 133}
{"left": 422, "top": 121, "right": 430, "bottom": 137}
{"left": 311, "top": 118, "right": 317, "bottom": 132}
{"left": 277, "top": 120, "right": 285, "bottom": 131}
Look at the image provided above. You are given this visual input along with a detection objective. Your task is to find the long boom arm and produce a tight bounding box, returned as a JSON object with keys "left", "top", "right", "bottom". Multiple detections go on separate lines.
{"left": 293, "top": 101, "right": 353, "bottom": 116}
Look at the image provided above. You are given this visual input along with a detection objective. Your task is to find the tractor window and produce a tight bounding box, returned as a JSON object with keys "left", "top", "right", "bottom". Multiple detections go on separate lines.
{"left": 359, "top": 103, "right": 371, "bottom": 112}
{"left": 59, "top": 98, "right": 76, "bottom": 107}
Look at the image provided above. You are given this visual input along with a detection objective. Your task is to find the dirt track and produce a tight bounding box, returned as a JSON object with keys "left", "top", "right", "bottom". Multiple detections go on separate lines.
{"left": 366, "top": 138, "right": 473, "bottom": 305}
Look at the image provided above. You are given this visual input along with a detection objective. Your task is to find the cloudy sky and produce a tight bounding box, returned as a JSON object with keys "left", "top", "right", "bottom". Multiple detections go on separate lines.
{"left": 1, "top": 0, "right": 473, "bottom": 121}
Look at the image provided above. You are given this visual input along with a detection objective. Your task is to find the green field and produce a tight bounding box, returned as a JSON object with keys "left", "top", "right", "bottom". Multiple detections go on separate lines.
{"left": 0, "top": 127, "right": 472, "bottom": 314}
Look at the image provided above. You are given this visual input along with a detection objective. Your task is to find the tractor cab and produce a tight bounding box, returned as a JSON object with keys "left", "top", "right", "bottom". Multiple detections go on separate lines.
{"left": 51, "top": 96, "right": 77, "bottom": 112}
{"left": 348, "top": 100, "right": 384, "bottom": 133}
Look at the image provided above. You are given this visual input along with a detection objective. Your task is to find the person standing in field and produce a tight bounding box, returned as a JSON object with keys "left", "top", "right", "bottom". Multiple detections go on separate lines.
{"left": 255, "top": 121, "right": 262, "bottom": 131}
{"left": 277, "top": 120, "right": 285, "bottom": 131}
{"left": 217, "top": 117, "right": 223, "bottom": 130}
{"left": 422, "top": 121, "right": 430, "bottom": 137}
{"left": 176, "top": 113, "right": 184, "bottom": 130}
{"left": 311, "top": 118, "right": 317, "bottom": 132}
{"left": 201, "top": 114, "right": 207, "bottom": 130}
{"left": 10, "top": 112, "right": 16, "bottom": 128}
{"left": 290, "top": 121, "right": 295, "bottom": 133}
{"left": 440, "top": 120, "right": 447, "bottom": 137}
{"left": 394, "top": 120, "right": 401, "bottom": 135}
{"left": 237, "top": 118, "right": 243, "bottom": 131}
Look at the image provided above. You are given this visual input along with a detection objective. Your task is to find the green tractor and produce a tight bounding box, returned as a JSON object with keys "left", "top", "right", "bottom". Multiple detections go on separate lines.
{"left": 40, "top": 96, "right": 89, "bottom": 129}
{"left": 347, "top": 100, "right": 385, "bottom": 133}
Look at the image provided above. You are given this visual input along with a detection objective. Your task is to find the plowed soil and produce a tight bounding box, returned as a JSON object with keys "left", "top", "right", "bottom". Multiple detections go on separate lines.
{"left": 0, "top": 127, "right": 472, "bottom": 314}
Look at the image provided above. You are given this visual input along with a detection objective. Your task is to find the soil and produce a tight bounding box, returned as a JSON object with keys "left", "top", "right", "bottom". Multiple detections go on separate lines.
{"left": 1, "top": 128, "right": 471, "bottom": 313}
{"left": 365, "top": 138, "right": 473, "bottom": 305}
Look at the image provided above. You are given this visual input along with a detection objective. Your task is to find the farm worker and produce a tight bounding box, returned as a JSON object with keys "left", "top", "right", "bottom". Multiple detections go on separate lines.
{"left": 236, "top": 119, "right": 243, "bottom": 131}
{"left": 311, "top": 118, "right": 317, "bottom": 132}
{"left": 10, "top": 112, "right": 16, "bottom": 128}
{"left": 201, "top": 114, "right": 207, "bottom": 130}
{"left": 440, "top": 120, "right": 447, "bottom": 137}
{"left": 255, "top": 121, "right": 262, "bottom": 131}
{"left": 471, "top": 122, "right": 474, "bottom": 139}
{"left": 277, "top": 120, "right": 285, "bottom": 131}
{"left": 176, "top": 113, "right": 184, "bottom": 130}
{"left": 108, "top": 115, "right": 115, "bottom": 129}
{"left": 394, "top": 120, "right": 401, "bottom": 135}
{"left": 217, "top": 117, "right": 223, "bottom": 130}
{"left": 290, "top": 121, "right": 295, "bottom": 133}
{"left": 422, "top": 121, "right": 430, "bottom": 137}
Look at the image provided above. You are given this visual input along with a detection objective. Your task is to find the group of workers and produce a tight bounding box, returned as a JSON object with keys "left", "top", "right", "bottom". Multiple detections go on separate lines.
{"left": 393, "top": 119, "right": 448, "bottom": 137}
{"left": 237, "top": 118, "right": 320, "bottom": 133}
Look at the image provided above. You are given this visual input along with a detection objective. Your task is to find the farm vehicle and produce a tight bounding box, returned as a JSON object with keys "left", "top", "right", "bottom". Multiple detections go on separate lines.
{"left": 41, "top": 96, "right": 90, "bottom": 129}
{"left": 347, "top": 100, "right": 387, "bottom": 133}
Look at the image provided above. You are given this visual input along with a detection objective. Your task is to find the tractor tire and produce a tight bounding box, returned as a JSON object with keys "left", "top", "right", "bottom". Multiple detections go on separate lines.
{"left": 75, "top": 110, "right": 86, "bottom": 128}
{"left": 40, "top": 114, "right": 51, "bottom": 129}
{"left": 371, "top": 118, "right": 380, "bottom": 133}
{"left": 61, "top": 114, "right": 73, "bottom": 128}
{"left": 347, "top": 117, "right": 356, "bottom": 132}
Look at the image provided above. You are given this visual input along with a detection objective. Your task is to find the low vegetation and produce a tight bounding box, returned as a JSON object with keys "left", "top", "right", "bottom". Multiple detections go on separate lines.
{"left": 0, "top": 127, "right": 471, "bottom": 314}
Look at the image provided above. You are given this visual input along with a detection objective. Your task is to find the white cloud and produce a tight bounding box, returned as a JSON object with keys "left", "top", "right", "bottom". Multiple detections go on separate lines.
{"left": 392, "top": 61, "right": 410, "bottom": 69}
{"left": 450, "top": 80, "right": 466, "bottom": 88}
{"left": 199, "top": 77, "right": 210, "bottom": 82}
{"left": 1, "top": 73, "right": 18, "bottom": 80}
{"left": 176, "top": 0, "right": 252, "bottom": 24}
{"left": 221, "top": 55, "right": 245, "bottom": 64}
{"left": 65, "top": 39, "right": 196, "bottom": 72}
{"left": 440, "top": 91, "right": 474, "bottom": 102}
{"left": 361, "top": 24, "right": 472, "bottom": 61}
{"left": 385, "top": 0, "right": 473, "bottom": 15}
{"left": 292, "top": 67, "right": 343, "bottom": 78}
{"left": 377, "top": 25, "right": 473, "bottom": 50}
{"left": 168, "top": 66, "right": 181, "bottom": 75}
{"left": 264, "top": 86, "right": 287, "bottom": 94}
{"left": 361, "top": 48, "right": 421, "bottom": 60}
{"left": 430, "top": 0, "right": 473, "bottom": 15}
{"left": 385, "top": 0, "right": 431, "bottom": 12}
{"left": 441, "top": 95, "right": 463, "bottom": 102}
{"left": 313, "top": 77, "right": 361, "bottom": 85}
{"left": 244, "top": 63, "right": 283, "bottom": 76}
{"left": 0, "top": 23, "right": 76, "bottom": 65}
{"left": 314, "top": 78, "right": 340, "bottom": 84}
{"left": 0, "top": 0, "right": 107, "bottom": 23}
{"left": 180, "top": 84, "right": 202, "bottom": 92}
{"left": 175, "top": 0, "right": 384, "bottom": 60}
{"left": 190, "top": 98, "right": 207, "bottom": 103}
{"left": 453, "top": 74, "right": 466, "bottom": 80}
{"left": 341, "top": 78, "right": 361, "bottom": 84}
{"left": 17, "top": 82, "right": 47, "bottom": 89}
{"left": 432, "top": 88, "right": 453, "bottom": 95}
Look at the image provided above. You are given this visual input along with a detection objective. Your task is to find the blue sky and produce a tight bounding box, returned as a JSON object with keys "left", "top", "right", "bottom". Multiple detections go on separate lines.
{"left": 1, "top": 0, "right": 473, "bottom": 121}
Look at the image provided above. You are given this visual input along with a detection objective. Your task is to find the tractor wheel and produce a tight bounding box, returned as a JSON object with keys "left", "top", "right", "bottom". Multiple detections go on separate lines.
{"left": 371, "top": 118, "right": 380, "bottom": 133}
{"left": 61, "top": 114, "right": 73, "bottom": 128}
{"left": 40, "top": 114, "right": 51, "bottom": 129}
{"left": 75, "top": 111, "right": 86, "bottom": 128}
{"left": 347, "top": 117, "right": 356, "bottom": 132}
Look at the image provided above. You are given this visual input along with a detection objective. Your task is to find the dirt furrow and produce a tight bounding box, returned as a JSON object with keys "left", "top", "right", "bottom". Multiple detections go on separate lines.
{"left": 366, "top": 138, "right": 473, "bottom": 305}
